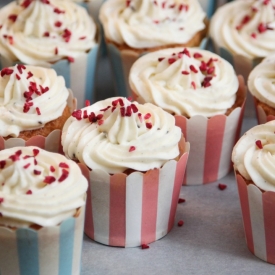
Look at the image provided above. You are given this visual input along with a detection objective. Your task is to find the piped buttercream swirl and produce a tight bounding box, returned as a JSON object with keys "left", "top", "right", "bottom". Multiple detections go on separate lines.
{"left": 62, "top": 97, "right": 182, "bottom": 173}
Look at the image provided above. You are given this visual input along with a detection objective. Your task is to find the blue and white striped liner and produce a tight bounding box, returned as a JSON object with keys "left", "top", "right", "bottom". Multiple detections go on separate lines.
{"left": 0, "top": 206, "right": 85, "bottom": 275}
{"left": 107, "top": 38, "right": 209, "bottom": 98}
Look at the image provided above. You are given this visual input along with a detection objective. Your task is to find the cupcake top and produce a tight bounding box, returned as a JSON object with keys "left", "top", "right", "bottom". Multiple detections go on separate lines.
{"left": 99, "top": 0, "right": 206, "bottom": 48}
{"left": 232, "top": 120, "right": 275, "bottom": 192}
{"left": 62, "top": 97, "right": 182, "bottom": 173}
{"left": 248, "top": 54, "right": 275, "bottom": 108}
{"left": 0, "top": 146, "right": 88, "bottom": 228}
{"left": 0, "top": 64, "right": 69, "bottom": 138}
{"left": 0, "top": 0, "right": 97, "bottom": 66}
{"left": 210, "top": 0, "right": 275, "bottom": 59}
{"left": 129, "top": 47, "right": 239, "bottom": 117}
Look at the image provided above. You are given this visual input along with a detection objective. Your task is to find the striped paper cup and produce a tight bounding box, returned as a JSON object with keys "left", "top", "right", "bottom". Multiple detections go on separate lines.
{"left": 107, "top": 38, "right": 208, "bottom": 98}
{"left": 80, "top": 138, "right": 189, "bottom": 247}
{"left": 0, "top": 206, "right": 85, "bottom": 275}
{"left": 175, "top": 76, "right": 246, "bottom": 185}
{"left": 0, "top": 90, "right": 76, "bottom": 153}
{"left": 0, "top": 44, "right": 99, "bottom": 109}
{"left": 254, "top": 98, "right": 275, "bottom": 125}
{"left": 236, "top": 173, "right": 275, "bottom": 264}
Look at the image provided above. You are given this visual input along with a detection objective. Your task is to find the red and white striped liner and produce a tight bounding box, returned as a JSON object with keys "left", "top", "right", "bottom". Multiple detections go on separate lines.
{"left": 80, "top": 140, "right": 189, "bottom": 247}
{"left": 0, "top": 91, "right": 76, "bottom": 153}
{"left": 236, "top": 173, "right": 275, "bottom": 264}
{"left": 254, "top": 100, "right": 275, "bottom": 125}
{"left": 175, "top": 76, "right": 246, "bottom": 185}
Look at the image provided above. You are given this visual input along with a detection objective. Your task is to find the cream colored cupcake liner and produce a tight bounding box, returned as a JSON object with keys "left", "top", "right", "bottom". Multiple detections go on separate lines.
{"left": 0, "top": 45, "right": 99, "bottom": 109}
{"left": 80, "top": 138, "right": 189, "bottom": 247}
{"left": 236, "top": 173, "right": 275, "bottom": 265}
{"left": 0, "top": 205, "right": 85, "bottom": 275}
{"left": 0, "top": 90, "right": 76, "bottom": 153}
{"left": 107, "top": 38, "right": 209, "bottom": 98}
{"left": 175, "top": 75, "right": 246, "bottom": 185}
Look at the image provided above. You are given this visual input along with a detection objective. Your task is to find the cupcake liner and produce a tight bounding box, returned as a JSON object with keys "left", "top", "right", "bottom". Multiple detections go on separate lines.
{"left": 236, "top": 173, "right": 275, "bottom": 264}
{"left": 198, "top": 0, "right": 216, "bottom": 17}
{"left": 0, "top": 90, "right": 76, "bottom": 153}
{"left": 175, "top": 75, "right": 246, "bottom": 185}
{"left": 107, "top": 37, "right": 208, "bottom": 98}
{"left": 80, "top": 138, "right": 189, "bottom": 247}
{"left": 254, "top": 98, "right": 275, "bottom": 124}
{"left": 0, "top": 45, "right": 99, "bottom": 109}
{"left": 0, "top": 206, "right": 85, "bottom": 275}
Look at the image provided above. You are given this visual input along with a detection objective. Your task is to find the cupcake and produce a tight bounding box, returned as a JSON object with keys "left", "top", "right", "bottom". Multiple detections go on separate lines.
{"left": 62, "top": 97, "right": 189, "bottom": 247}
{"left": 129, "top": 47, "right": 246, "bottom": 184}
{"left": 0, "top": 64, "right": 75, "bottom": 152}
{"left": 248, "top": 54, "right": 275, "bottom": 124}
{"left": 232, "top": 120, "right": 275, "bottom": 264}
{"left": 99, "top": 0, "right": 208, "bottom": 97}
{"left": 209, "top": 0, "right": 275, "bottom": 81}
{"left": 0, "top": 0, "right": 99, "bottom": 107}
{"left": 0, "top": 146, "right": 88, "bottom": 275}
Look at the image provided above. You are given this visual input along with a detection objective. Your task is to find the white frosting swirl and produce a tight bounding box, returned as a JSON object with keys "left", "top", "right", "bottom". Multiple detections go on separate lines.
{"left": 210, "top": 0, "right": 275, "bottom": 59}
{"left": 0, "top": 146, "right": 88, "bottom": 227}
{"left": 129, "top": 47, "right": 239, "bottom": 117}
{"left": 232, "top": 121, "right": 275, "bottom": 192}
{"left": 99, "top": 0, "right": 206, "bottom": 48}
{"left": 62, "top": 97, "right": 182, "bottom": 173}
{"left": 0, "top": 65, "right": 69, "bottom": 137}
{"left": 248, "top": 54, "right": 275, "bottom": 108}
{"left": 0, "top": 0, "right": 97, "bottom": 66}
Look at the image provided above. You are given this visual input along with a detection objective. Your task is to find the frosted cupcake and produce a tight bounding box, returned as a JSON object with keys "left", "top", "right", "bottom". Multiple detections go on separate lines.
{"left": 0, "top": 0, "right": 99, "bottom": 107}
{"left": 210, "top": 0, "right": 275, "bottom": 81}
{"left": 62, "top": 97, "right": 189, "bottom": 247}
{"left": 248, "top": 54, "right": 275, "bottom": 124}
{"left": 0, "top": 64, "right": 74, "bottom": 152}
{"left": 232, "top": 121, "right": 275, "bottom": 264}
{"left": 130, "top": 47, "right": 246, "bottom": 184}
{"left": 0, "top": 146, "right": 88, "bottom": 275}
{"left": 99, "top": 0, "right": 208, "bottom": 97}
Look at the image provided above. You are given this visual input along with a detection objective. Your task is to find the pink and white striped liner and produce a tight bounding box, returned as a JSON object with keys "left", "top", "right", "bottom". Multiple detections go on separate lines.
{"left": 254, "top": 100, "right": 275, "bottom": 125}
{"left": 175, "top": 76, "right": 246, "bottom": 185}
{"left": 80, "top": 140, "right": 189, "bottom": 247}
{"left": 236, "top": 174, "right": 275, "bottom": 264}
{"left": 0, "top": 91, "right": 76, "bottom": 153}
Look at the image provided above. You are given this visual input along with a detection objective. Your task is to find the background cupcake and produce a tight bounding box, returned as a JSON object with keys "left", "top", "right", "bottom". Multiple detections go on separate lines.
{"left": 99, "top": 0, "right": 208, "bottom": 97}
{"left": 0, "top": 0, "right": 99, "bottom": 107}
{"left": 62, "top": 97, "right": 189, "bottom": 247}
{"left": 0, "top": 146, "right": 88, "bottom": 275}
{"left": 248, "top": 54, "right": 275, "bottom": 124}
{"left": 0, "top": 64, "right": 75, "bottom": 152}
{"left": 130, "top": 47, "right": 246, "bottom": 184}
{"left": 232, "top": 121, "right": 275, "bottom": 264}
{"left": 210, "top": 0, "right": 275, "bottom": 81}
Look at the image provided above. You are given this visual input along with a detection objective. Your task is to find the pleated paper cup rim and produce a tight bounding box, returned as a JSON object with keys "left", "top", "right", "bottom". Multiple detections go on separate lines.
{"left": 0, "top": 205, "right": 86, "bottom": 275}
{"left": 0, "top": 90, "right": 76, "bottom": 153}
{"left": 235, "top": 172, "right": 275, "bottom": 265}
{"left": 79, "top": 137, "right": 190, "bottom": 247}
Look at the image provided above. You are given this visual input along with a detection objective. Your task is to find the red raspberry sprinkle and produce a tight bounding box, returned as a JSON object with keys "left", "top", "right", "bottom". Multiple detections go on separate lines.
{"left": 0, "top": 160, "right": 6, "bottom": 169}
{"left": 26, "top": 190, "right": 32, "bottom": 195}
{"left": 36, "top": 107, "right": 41, "bottom": 115}
{"left": 207, "top": 67, "right": 215, "bottom": 74}
{"left": 218, "top": 183, "right": 227, "bottom": 190}
{"left": 17, "top": 64, "right": 26, "bottom": 74}
{"left": 85, "top": 100, "right": 90, "bottom": 107}
{"left": 125, "top": 106, "right": 132, "bottom": 117}
{"left": 34, "top": 158, "right": 38, "bottom": 165}
{"left": 83, "top": 110, "right": 88, "bottom": 119}
{"left": 129, "top": 146, "right": 136, "bottom": 152}
{"left": 55, "top": 47, "right": 58, "bottom": 55}
{"left": 191, "top": 81, "right": 196, "bottom": 90}
{"left": 118, "top": 98, "right": 124, "bottom": 106}
{"left": 79, "top": 36, "right": 86, "bottom": 40}
{"left": 59, "top": 162, "right": 69, "bottom": 169}
{"left": 67, "top": 56, "right": 74, "bottom": 63}
{"left": 98, "top": 120, "right": 104, "bottom": 125}
{"left": 16, "top": 74, "right": 21, "bottom": 80}
{"left": 255, "top": 140, "right": 263, "bottom": 149}
{"left": 189, "top": 65, "right": 198, "bottom": 73}
{"left": 178, "top": 220, "right": 184, "bottom": 227}
{"left": 41, "top": 0, "right": 50, "bottom": 4}
{"left": 193, "top": 53, "right": 203, "bottom": 59}
{"left": 63, "top": 29, "right": 72, "bottom": 43}
{"left": 126, "top": 0, "right": 131, "bottom": 7}
{"left": 158, "top": 57, "right": 165, "bottom": 62}
{"left": 131, "top": 104, "right": 138, "bottom": 113}
{"left": 141, "top": 244, "right": 149, "bottom": 249}
{"left": 251, "top": 33, "right": 257, "bottom": 39}
{"left": 34, "top": 170, "right": 41, "bottom": 175}
{"left": 53, "top": 8, "right": 65, "bottom": 14}
{"left": 50, "top": 166, "right": 55, "bottom": 172}
{"left": 43, "top": 32, "right": 50, "bottom": 37}
{"left": 8, "top": 14, "right": 17, "bottom": 22}
{"left": 23, "top": 163, "right": 31, "bottom": 169}
{"left": 58, "top": 169, "right": 69, "bottom": 182}
{"left": 182, "top": 48, "right": 190, "bottom": 57}
{"left": 144, "top": 113, "right": 151, "bottom": 120}
{"left": 1, "top": 68, "right": 14, "bottom": 77}
{"left": 100, "top": 106, "right": 111, "bottom": 112}
{"left": 54, "top": 21, "right": 62, "bottom": 28}
{"left": 44, "top": 176, "right": 56, "bottom": 184}
{"left": 168, "top": 58, "right": 176, "bottom": 65}
{"left": 72, "top": 110, "right": 82, "bottom": 120}
{"left": 27, "top": 71, "right": 33, "bottom": 79}
{"left": 21, "top": 0, "right": 33, "bottom": 8}
{"left": 146, "top": 122, "right": 152, "bottom": 129}
{"left": 258, "top": 23, "right": 267, "bottom": 33}
{"left": 181, "top": 71, "right": 189, "bottom": 75}
{"left": 178, "top": 198, "right": 186, "bottom": 203}
{"left": 120, "top": 107, "right": 125, "bottom": 117}
{"left": 0, "top": 198, "right": 4, "bottom": 204}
